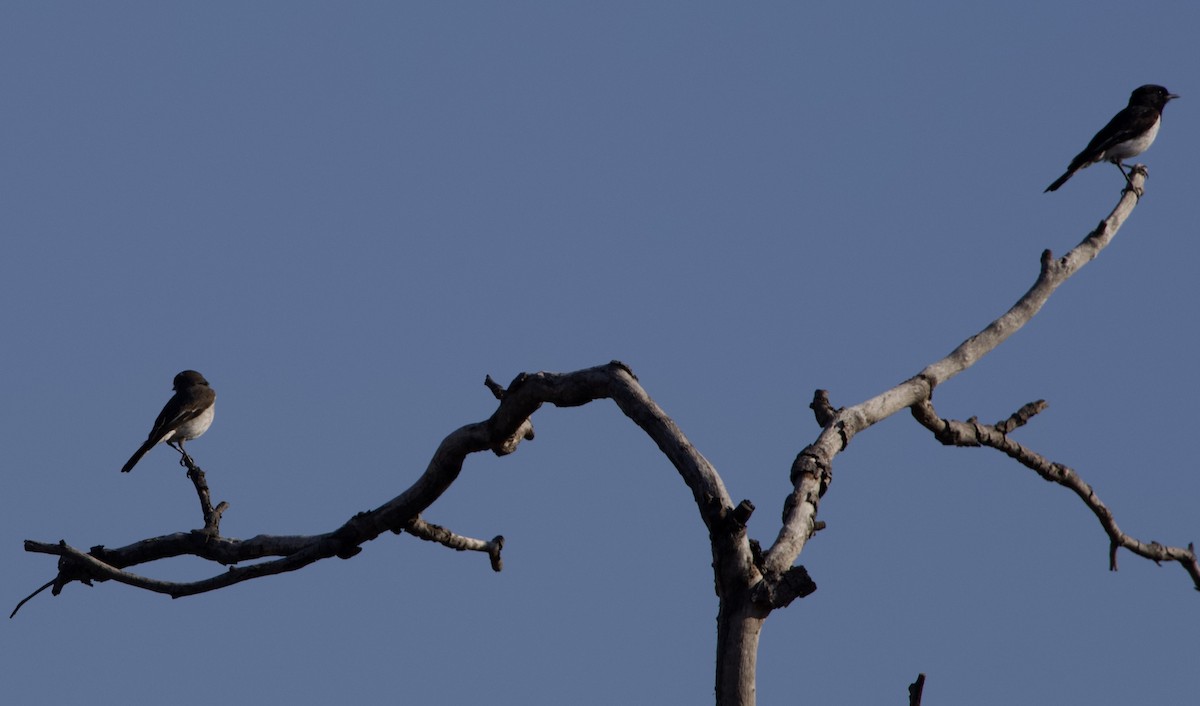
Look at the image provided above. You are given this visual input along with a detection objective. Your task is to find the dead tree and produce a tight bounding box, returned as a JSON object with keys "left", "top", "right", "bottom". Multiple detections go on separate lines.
{"left": 17, "top": 169, "right": 1197, "bottom": 706}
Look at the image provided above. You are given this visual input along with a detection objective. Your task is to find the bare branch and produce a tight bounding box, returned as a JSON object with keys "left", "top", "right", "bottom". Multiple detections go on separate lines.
{"left": 10, "top": 579, "right": 54, "bottom": 619}
{"left": 182, "top": 458, "right": 227, "bottom": 535}
{"left": 402, "top": 516, "right": 505, "bottom": 572}
{"left": 20, "top": 361, "right": 752, "bottom": 605}
{"left": 908, "top": 673, "right": 926, "bottom": 706}
{"left": 762, "top": 171, "right": 1148, "bottom": 579}
{"left": 911, "top": 398, "right": 1200, "bottom": 590}
{"left": 14, "top": 167, "right": 1189, "bottom": 705}
{"left": 23, "top": 533, "right": 344, "bottom": 598}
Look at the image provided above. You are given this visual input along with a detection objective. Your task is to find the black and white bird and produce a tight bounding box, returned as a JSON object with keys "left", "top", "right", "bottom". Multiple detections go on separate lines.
{"left": 1045, "top": 84, "right": 1178, "bottom": 193}
{"left": 121, "top": 370, "right": 216, "bottom": 473}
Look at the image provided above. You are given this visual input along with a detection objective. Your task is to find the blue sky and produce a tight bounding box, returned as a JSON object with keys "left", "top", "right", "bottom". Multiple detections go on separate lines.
{"left": 3, "top": 3, "right": 1198, "bottom": 704}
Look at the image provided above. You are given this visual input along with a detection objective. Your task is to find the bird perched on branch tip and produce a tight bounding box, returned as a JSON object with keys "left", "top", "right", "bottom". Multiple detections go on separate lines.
{"left": 1045, "top": 84, "right": 1178, "bottom": 193}
{"left": 121, "top": 370, "right": 216, "bottom": 473}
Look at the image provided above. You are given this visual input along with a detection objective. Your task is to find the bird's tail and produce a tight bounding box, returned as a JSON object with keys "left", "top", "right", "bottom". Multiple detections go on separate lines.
{"left": 1045, "top": 169, "right": 1075, "bottom": 192}
{"left": 121, "top": 439, "right": 157, "bottom": 473}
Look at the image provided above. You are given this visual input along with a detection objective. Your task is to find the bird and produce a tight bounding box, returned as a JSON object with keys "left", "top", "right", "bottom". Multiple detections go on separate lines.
{"left": 121, "top": 370, "right": 216, "bottom": 473}
{"left": 1045, "top": 84, "right": 1178, "bottom": 193}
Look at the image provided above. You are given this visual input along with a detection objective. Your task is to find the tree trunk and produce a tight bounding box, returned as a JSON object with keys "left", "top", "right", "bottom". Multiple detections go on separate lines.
{"left": 715, "top": 593, "right": 767, "bottom": 706}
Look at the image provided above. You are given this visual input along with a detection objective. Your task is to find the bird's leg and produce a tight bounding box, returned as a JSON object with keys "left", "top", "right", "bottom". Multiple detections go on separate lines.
{"left": 1113, "top": 161, "right": 1137, "bottom": 191}
{"left": 169, "top": 440, "right": 196, "bottom": 469}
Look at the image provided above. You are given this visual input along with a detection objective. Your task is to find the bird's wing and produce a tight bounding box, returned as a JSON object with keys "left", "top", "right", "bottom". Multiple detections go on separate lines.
{"left": 147, "top": 387, "right": 215, "bottom": 441}
{"left": 1074, "top": 105, "right": 1157, "bottom": 162}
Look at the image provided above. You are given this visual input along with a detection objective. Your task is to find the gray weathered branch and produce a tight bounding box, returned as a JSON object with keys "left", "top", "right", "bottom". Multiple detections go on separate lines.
{"left": 17, "top": 167, "right": 1190, "bottom": 706}
{"left": 18, "top": 361, "right": 749, "bottom": 602}
{"left": 911, "top": 397, "right": 1200, "bottom": 589}
{"left": 762, "top": 169, "right": 1148, "bottom": 578}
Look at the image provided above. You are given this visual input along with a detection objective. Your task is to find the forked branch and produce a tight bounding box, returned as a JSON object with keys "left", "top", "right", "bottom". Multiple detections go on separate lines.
{"left": 15, "top": 167, "right": 1192, "bottom": 706}
{"left": 761, "top": 169, "right": 1151, "bottom": 578}
{"left": 16, "top": 361, "right": 748, "bottom": 610}
{"left": 911, "top": 397, "right": 1200, "bottom": 589}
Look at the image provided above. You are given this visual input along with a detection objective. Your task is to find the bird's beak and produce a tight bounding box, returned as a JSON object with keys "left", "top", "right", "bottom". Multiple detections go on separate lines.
{"left": 1168, "top": 93, "right": 1181, "bottom": 100}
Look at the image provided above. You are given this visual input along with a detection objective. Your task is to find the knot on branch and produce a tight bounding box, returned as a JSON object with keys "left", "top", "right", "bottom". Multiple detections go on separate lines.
{"left": 487, "top": 372, "right": 544, "bottom": 453}
{"left": 487, "top": 535, "right": 504, "bottom": 572}
{"left": 729, "top": 499, "right": 755, "bottom": 529}
{"left": 809, "top": 390, "right": 839, "bottom": 427}
{"left": 483, "top": 374, "right": 507, "bottom": 400}
{"left": 55, "top": 546, "right": 96, "bottom": 591}
{"left": 491, "top": 418, "right": 535, "bottom": 456}
{"left": 1040, "top": 248, "right": 1055, "bottom": 274}
{"left": 751, "top": 565, "right": 817, "bottom": 609}
{"left": 606, "top": 359, "right": 635, "bottom": 379}
{"left": 789, "top": 449, "right": 831, "bottom": 498}
{"left": 709, "top": 495, "right": 758, "bottom": 537}
{"left": 484, "top": 373, "right": 539, "bottom": 455}
{"left": 331, "top": 523, "right": 365, "bottom": 560}
{"left": 910, "top": 399, "right": 956, "bottom": 445}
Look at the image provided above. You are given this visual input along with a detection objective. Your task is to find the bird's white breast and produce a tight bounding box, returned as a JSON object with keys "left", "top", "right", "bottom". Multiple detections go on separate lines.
{"left": 169, "top": 404, "right": 215, "bottom": 442}
{"left": 1106, "top": 117, "right": 1160, "bottom": 162}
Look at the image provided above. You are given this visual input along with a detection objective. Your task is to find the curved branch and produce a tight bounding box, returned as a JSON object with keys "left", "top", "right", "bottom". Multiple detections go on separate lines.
{"left": 10, "top": 579, "right": 54, "bottom": 619}
{"left": 762, "top": 170, "right": 1148, "bottom": 577}
{"left": 911, "top": 398, "right": 1200, "bottom": 590}
{"left": 19, "top": 361, "right": 750, "bottom": 605}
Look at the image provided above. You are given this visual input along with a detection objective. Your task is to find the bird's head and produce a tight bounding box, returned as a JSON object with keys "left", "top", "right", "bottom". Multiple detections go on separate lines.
{"left": 173, "top": 370, "right": 209, "bottom": 389}
{"left": 1130, "top": 85, "right": 1179, "bottom": 110}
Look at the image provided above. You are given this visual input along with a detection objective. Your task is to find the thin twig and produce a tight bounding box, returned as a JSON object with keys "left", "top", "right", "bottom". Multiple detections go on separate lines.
{"left": 18, "top": 361, "right": 739, "bottom": 606}
{"left": 182, "top": 457, "right": 226, "bottom": 535}
{"left": 9, "top": 579, "right": 55, "bottom": 618}
{"left": 402, "top": 515, "right": 505, "bottom": 572}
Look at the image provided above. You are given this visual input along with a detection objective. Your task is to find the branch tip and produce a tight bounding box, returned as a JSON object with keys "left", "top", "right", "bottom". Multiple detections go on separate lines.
{"left": 732, "top": 499, "right": 755, "bottom": 527}
{"left": 994, "top": 399, "right": 1048, "bottom": 434}
{"left": 908, "top": 673, "right": 927, "bottom": 706}
{"left": 488, "top": 535, "right": 504, "bottom": 572}
{"left": 809, "top": 390, "right": 838, "bottom": 427}
{"left": 484, "top": 374, "right": 506, "bottom": 400}
{"left": 10, "top": 579, "right": 55, "bottom": 619}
